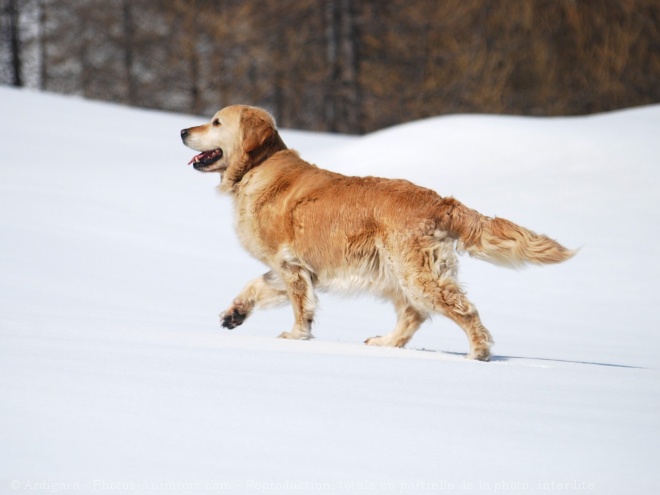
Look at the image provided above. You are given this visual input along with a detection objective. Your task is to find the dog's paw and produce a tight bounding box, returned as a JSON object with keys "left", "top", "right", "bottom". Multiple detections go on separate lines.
{"left": 220, "top": 308, "right": 247, "bottom": 329}
{"left": 277, "top": 331, "right": 311, "bottom": 340}
{"left": 364, "top": 335, "right": 383, "bottom": 346}
{"left": 467, "top": 347, "right": 491, "bottom": 362}
{"left": 365, "top": 335, "right": 408, "bottom": 348}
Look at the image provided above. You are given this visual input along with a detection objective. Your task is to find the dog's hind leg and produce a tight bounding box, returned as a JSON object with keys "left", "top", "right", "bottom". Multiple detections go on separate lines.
{"left": 276, "top": 259, "right": 317, "bottom": 340}
{"left": 428, "top": 280, "right": 494, "bottom": 361}
{"left": 220, "top": 271, "right": 289, "bottom": 329}
{"left": 367, "top": 236, "right": 493, "bottom": 360}
{"left": 365, "top": 298, "right": 427, "bottom": 348}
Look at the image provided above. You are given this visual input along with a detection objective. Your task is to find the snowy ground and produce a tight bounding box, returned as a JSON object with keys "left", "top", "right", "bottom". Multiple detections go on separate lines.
{"left": 1, "top": 87, "right": 659, "bottom": 494}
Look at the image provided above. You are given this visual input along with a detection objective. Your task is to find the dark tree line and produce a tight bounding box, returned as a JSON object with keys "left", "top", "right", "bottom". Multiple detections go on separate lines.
{"left": 2, "top": 0, "right": 659, "bottom": 133}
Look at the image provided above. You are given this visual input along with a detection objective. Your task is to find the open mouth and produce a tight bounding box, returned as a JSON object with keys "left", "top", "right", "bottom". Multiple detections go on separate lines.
{"left": 188, "top": 148, "right": 223, "bottom": 170}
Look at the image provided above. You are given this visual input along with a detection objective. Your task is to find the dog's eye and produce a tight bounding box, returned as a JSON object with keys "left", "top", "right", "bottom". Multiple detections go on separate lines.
{"left": 213, "top": 119, "right": 221, "bottom": 126}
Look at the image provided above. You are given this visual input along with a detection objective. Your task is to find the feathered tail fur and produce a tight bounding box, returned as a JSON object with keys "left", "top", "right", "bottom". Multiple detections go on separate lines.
{"left": 442, "top": 199, "right": 576, "bottom": 268}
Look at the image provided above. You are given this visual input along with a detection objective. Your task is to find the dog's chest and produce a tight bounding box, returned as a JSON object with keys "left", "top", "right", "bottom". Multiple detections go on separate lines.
{"left": 232, "top": 180, "right": 282, "bottom": 263}
{"left": 232, "top": 196, "right": 268, "bottom": 261}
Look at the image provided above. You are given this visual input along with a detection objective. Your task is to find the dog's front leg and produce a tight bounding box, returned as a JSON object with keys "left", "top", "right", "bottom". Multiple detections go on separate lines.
{"left": 220, "top": 271, "right": 288, "bottom": 329}
{"left": 277, "top": 260, "right": 316, "bottom": 340}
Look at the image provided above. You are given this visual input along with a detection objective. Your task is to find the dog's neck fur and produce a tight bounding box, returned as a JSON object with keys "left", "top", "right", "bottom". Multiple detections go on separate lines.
{"left": 221, "top": 130, "right": 288, "bottom": 193}
{"left": 249, "top": 129, "right": 288, "bottom": 170}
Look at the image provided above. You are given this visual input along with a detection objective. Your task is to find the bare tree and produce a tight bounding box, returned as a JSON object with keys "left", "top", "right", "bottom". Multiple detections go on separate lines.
{"left": 37, "top": 0, "right": 48, "bottom": 89}
{"left": 121, "top": 0, "right": 136, "bottom": 106}
{"left": 2, "top": 0, "right": 658, "bottom": 133}
{"left": 6, "top": 0, "right": 23, "bottom": 86}
{"left": 323, "top": 0, "right": 361, "bottom": 133}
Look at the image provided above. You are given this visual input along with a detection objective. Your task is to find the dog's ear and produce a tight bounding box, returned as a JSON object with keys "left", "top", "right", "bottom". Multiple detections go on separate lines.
{"left": 241, "top": 108, "right": 274, "bottom": 153}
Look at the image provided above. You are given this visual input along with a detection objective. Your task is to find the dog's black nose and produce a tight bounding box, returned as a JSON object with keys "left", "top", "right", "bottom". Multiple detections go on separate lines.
{"left": 180, "top": 128, "right": 189, "bottom": 139}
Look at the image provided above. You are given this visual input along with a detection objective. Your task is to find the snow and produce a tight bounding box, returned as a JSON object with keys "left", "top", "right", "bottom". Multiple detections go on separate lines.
{"left": 1, "top": 87, "right": 659, "bottom": 493}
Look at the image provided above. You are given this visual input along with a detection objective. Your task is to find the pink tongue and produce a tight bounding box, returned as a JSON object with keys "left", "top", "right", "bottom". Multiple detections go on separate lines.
{"left": 187, "top": 149, "right": 221, "bottom": 166}
{"left": 188, "top": 151, "right": 207, "bottom": 166}
{"left": 188, "top": 153, "right": 204, "bottom": 165}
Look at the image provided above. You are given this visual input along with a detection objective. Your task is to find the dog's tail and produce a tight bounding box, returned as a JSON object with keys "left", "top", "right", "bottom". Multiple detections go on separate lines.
{"left": 441, "top": 198, "right": 576, "bottom": 268}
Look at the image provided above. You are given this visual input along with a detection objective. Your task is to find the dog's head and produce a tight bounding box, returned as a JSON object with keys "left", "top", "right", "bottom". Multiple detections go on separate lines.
{"left": 181, "top": 105, "right": 286, "bottom": 190}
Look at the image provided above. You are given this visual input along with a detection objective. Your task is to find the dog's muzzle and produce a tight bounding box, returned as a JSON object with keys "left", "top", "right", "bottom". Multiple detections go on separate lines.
{"left": 181, "top": 128, "right": 224, "bottom": 170}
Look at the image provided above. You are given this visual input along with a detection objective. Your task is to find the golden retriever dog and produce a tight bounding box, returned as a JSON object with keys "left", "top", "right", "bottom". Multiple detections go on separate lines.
{"left": 180, "top": 105, "right": 574, "bottom": 360}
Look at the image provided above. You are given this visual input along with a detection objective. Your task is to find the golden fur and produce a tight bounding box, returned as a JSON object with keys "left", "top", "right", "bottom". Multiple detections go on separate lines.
{"left": 181, "top": 105, "right": 575, "bottom": 360}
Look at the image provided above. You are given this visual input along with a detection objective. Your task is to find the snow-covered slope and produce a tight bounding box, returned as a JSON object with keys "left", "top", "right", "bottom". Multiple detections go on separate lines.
{"left": 1, "top": 87, "right": 658, "bottom": 493}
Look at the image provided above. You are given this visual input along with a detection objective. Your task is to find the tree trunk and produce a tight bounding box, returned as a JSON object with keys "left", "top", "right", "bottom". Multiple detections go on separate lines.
{"left": 185, "top": 0, "right": 202, "bottom": 114}
{"left": 323, "top": 0, "right": 340, "bottom": 132}
{"left": 339, "top": 0, "right": 361, "bottom": 133}
{"left": 8, "top": 0, "right": 23, "bottom": 87}
{"left": 324, "top": 0, "right": 361, "bottom": 133}
{"left": 38, "top": 0, "right": 48, "bottom": 90}
{"left": 122, "top": 0, "right": 136, "bottom": 105}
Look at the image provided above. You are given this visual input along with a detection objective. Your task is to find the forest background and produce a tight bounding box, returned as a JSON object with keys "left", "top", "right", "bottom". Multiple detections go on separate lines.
{"left": 1, "top": 0, "right": 659, "bottom": 134}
